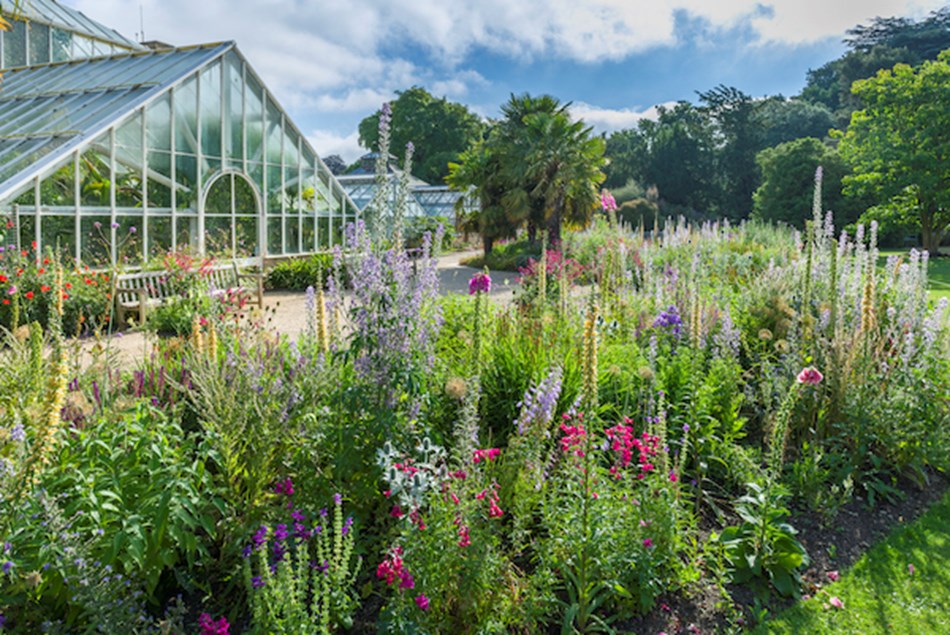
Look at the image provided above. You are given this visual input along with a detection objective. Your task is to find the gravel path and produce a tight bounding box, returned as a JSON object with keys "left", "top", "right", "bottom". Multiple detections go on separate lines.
{"left": 78, "top": 249, "right": 519, "bottom": 366}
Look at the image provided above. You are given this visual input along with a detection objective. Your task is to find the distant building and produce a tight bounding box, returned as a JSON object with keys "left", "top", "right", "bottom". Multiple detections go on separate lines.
{"left": 0, "top": 0, "right": 357, "bottom": 265}
{"left": 336, "top": 152, "right": 476, "bottom": 222}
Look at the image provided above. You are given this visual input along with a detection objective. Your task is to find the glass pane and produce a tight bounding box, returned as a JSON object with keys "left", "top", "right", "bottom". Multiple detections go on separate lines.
{"left": 79, "top": 137, "right": 111, "bottom": 208}
{"left": 80, "top": 216, "right": 111, "bottom": 267}
{"left": 4, "top": 20, "right": 27, "bottom": 68}
{"left": 235, "top": 216, "right": 257, "bottom": 257}
{"left": 200, "top": 64, "right": 222, "bottom": 158}
{"left": 28, "top": 22, "right": 50, "bottom": 65}
{"left": 174, "top": 76, "right": 198, "bottom": 155}
{"left": 146, "top": 150, "right": 173, "bottom": 209}
{"left": 175, "top": 215, "right": 198, "bottom": 253}
{"left": 72, "top": 35, "right": 92, "bottom": 59}
{"left": 146, "top": 93, "right": 172, "bottom": 151}
{"left": 266, "top": 164, "right": 282, "bottom": 214}
{"left": 17, "top": 214, "right": 36, "bottom": 253}
{"left": 41, "top": 215, "right": 75, "bottom": 263}
{"left": 284, "top": 217, "right": 300, "bottom": 254}
{"left": 115, "top": 214, "right": 143, "bottom": 266}
{"left": 147, "top": 216, "right": 172, "bottom": 262}
{"left": 51, "top": 28, "right": 72, "bottom": 62}
{"left": 174, "top": 154, "right": 198, "bottom": 212}
{"left": 39, "top": 163, "right": 76, "bottom": 209}
{"left": 317, "top": 217, "right": 330, "bottom": 251}
{"left": 202, "top": 156, "right": 221, "bottom": 184}
{"left": 233, "top": 175, "right": 256, "bottom": 215}
{"left": 225, "top": 53, "right": 243, "bottom": 163}
{"left": 265, "top": 100, "right": 282, "bottom": 165}
{"left": 245, "top": 75, "right": 264, "bottom": 162}
{"left": 204, "top": 175, "right": 231, "bottom": 214}
{"left": 116, "top": 112, "right": 144, "bottom": 150}
{"left": 115, "top": 160, "right": 143, "bottom": 208}
{"left": 247, "top": 161, "right": 263, "bottom": 194}
{"left": 267, "top": 218, "right": 281, "bottom": 255}
{"left": 301, "top": 215, "right": 315, "bottom": 253}
{"left": 205, "top": 216, "right": 232, "bottom": 257}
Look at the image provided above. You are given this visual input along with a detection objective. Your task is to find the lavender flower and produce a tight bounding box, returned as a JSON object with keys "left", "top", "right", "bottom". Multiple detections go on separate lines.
{"left": 8, "top": 424, "right": 24, "bottom": 443}
{"left": 515, "top": 365, "right": 563, "bottom": 435}
{"left": 653, "top": 305, "right": 683, "bottom": 336}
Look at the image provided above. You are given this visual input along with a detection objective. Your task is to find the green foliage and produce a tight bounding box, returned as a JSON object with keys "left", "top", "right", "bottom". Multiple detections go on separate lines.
{"left": 717, "top": 482, "right": 809, "bottom": 597}
{"left": 244, "top": 496, "right": 360, "bottom": 634}
{"left": 753, "top": 97, "right": 836, "bottom": 148}
{"left": 358, "top": 87, "right": 485, "bottom": 184}
{"left": 836, "top": 50, "right": 950, "bottom": 252}
{"left": 0, "top": 245, "right": 112, "bottom": 335}
{"left": 449, "top": 93, "right": 606, "bottom": 251}
{"left": 3, "top": 403, "right": 221, "bottom": 626}
{"left": 752, "top": 138, "right": 860, "bottom": 228}
{"left": 266, "top": 253, "right": 336, "bottom": 290}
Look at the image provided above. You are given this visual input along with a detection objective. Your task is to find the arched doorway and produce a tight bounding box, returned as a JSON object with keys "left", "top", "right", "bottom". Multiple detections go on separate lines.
{"left": 202, "top": 171, "right": 261, "bottom": 260}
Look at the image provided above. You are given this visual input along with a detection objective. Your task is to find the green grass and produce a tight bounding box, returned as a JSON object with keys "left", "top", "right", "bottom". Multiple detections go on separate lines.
{"left": 878, "top": 249, "right": 950, "bottom": 302}
{"left": 758, "top": 490, "right": 950, "bottom": 634}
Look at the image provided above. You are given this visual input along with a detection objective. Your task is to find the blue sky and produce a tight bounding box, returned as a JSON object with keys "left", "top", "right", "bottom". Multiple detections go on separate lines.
{"left": 66, "top": 0, "right": 945, "bottom": 163}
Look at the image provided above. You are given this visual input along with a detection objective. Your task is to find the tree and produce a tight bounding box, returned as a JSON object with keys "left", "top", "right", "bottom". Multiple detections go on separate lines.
{"left": 698, "top": 85, "right": 761, "bottom": 219}
{"left": 836, "top": 51, "right": 950, "bottom": 253}
{"left": 752, "top": 138, "right": 860, "bottom": 228}
{"left": 446, "top": 140, "right": 521, "bottom": 256}
{"left": 358, "top": 87, "right": 485, "bottom": 184}
{"left": 448, "top": 93, "right": 606, "bottom": 252}
{"left": 321, "top": 154, "right": 347, "bottom": 175}
{"left": 801, "top": 9, "right": 950, "bottom": 126}
{"left": 754, "top": 97, "right": 836, "bottom": 148}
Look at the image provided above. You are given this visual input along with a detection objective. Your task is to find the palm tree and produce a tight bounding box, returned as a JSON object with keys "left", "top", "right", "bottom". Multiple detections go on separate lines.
{"left": 448, "top": 93, "right": 606, "bottom": 252}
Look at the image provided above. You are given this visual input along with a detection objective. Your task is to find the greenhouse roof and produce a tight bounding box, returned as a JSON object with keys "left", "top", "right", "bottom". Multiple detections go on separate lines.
{"left": 0, "top": 41, "right": 231, "bottom": 201}
{"left": 5, "top": 0, "right": 144, "bottom": 50}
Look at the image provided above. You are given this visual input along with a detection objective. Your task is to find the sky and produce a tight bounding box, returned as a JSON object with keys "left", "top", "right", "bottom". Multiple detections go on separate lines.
{"left": 65, "top": 0, "right": 946, "bottom": 164}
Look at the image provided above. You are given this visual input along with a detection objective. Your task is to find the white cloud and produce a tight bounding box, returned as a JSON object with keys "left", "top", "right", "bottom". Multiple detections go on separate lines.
{"left": 570, "top": 101, "right": 677, "bottom": 132}
{"left": 308, "top": 129, "right": 364, "bottom": 163}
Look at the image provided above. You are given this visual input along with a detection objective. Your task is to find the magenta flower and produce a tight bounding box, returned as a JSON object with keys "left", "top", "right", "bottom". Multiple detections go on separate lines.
{"left": 643, "top": 538, "right": 653, "bottom": 548}
{"left": 797, "top": 366, "right": 823, "bottom": 385}
{"left": 828, "top": 596, "right": 844, "bottom": 609}
{"left": 827, "top": 570, "right": 839, "bottom": 582}
{"left": 469, "top": 272, "right": 491, "bottom": 295}
{"left": 198, "top": 613, "right": 231, "bottom": 635}
{"left": 415, "top": 594, "right": 430, "bottom": 611}
{"left": 600, "top": 190, "right": 618, "bottom": 213}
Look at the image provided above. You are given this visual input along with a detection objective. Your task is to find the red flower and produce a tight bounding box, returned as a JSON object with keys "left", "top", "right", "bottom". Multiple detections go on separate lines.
{"left": 41, "top": 285, "right": 51, "bottom": 292}
{"left": 24, "top": 291, "right": 34, "bottom": 300}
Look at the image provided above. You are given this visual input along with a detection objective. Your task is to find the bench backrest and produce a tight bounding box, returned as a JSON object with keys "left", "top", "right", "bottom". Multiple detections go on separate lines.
{"left": 115, "top": 271, "right": 173, "bottom": 305}
{"left": 116, "top": 264, "right": 242, "bottom": 304}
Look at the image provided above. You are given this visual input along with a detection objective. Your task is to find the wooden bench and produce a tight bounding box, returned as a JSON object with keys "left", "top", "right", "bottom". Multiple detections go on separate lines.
{"left": 115, "top": 262, "right": 263, "bottom": 327}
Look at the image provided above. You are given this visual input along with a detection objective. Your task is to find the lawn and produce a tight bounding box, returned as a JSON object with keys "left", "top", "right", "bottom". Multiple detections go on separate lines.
{"left": 879, "top": 248, "right": 950, "bottom": 301}
{"left": 759, "top": 490, "right": 950, "bottom": 634}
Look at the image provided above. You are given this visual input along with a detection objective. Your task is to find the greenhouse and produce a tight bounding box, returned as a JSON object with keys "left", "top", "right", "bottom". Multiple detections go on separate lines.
{"left": 0, "top": 1, "right": 357, "bottom": 266}
{"left": 337, "top": 151, "right": 477, "bottom": 221}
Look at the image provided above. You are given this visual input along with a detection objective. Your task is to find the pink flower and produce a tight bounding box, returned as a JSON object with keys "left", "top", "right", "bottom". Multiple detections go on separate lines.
{"left": 797, "top": 366, "right": 823, "bottom": 385}
{"left": 908, "top": 564, "right": 915, "bottom": 575}
{"left": 415, "top": 594, "right": 430, "bottom": 611}
{"left": 472, "top": 448, "right": 501, "bottom": 464}
{"left": 643, "top": 538, "right": 653, "bottom": 548}
{"left": 468, "top": 272, "right": 491, "bottom": 295}
{"left": 827, "top": 570, "right": 839, "bottom": 582}
{"left": 600, "top": 190, "right": 618, "bottom": 213}
{"left": 198, "top": 613, "right": 230, "bottom": 635}
{"left": 828, "top": 596, "right": 844, "bottom": 609}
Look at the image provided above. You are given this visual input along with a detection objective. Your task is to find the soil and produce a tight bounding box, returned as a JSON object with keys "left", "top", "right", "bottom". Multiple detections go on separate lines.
{"left": 619, "top": 471, "right": 950, "bottom": 634}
